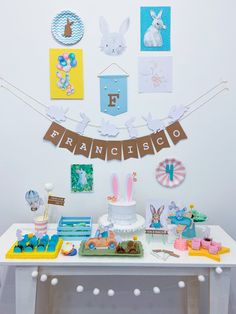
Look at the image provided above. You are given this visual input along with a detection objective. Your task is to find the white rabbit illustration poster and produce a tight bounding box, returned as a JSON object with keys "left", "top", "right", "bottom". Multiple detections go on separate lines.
{"left": 138, "top": 57, "right": 172, "bottom": 93}
{"left": 49, "top": 49, "right": 84, "bottom": 99}
{"left": 71, "top": 164, "right": 93, "bottom": 192}
{"left": 140, "top": 7, "right": 171, "bottom": 51}
{"left": 146, "top": 199, "right": 169, "bottom": 233}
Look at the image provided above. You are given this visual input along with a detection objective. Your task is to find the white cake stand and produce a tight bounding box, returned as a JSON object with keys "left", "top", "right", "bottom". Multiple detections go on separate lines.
{"left": 98, "top": 214, "right": 145, "bottom": 233}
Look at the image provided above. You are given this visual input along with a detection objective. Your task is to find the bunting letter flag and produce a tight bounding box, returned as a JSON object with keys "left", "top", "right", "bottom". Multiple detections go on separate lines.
{"left": 43, "top": 121, "right": 187, "bottom": 161}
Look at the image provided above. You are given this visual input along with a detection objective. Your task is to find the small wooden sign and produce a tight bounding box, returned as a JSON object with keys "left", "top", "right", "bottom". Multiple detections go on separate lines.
{"left": 145, "top": 229, "right": 168, "bottom": 235}
{"left": 48, "top": 196, "right": 65, "bottom": 206}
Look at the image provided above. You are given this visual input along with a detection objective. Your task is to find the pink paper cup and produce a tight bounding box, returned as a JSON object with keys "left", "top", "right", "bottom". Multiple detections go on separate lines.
{"left": 174, "top": 239, "right": 188, "bottom": 251}
{"left": 34, "top": 216, "right": 48, "bottom": 234}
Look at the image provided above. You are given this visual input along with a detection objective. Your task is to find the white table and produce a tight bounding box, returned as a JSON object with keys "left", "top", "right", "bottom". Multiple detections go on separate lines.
{"left": 0, "top": 224, "right": 236, "bottom": 314}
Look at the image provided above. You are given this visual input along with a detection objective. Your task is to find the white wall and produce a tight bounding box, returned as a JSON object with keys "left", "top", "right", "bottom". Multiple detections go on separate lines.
{"left": 0, "top": 0, "right": 235, "bottom": 313}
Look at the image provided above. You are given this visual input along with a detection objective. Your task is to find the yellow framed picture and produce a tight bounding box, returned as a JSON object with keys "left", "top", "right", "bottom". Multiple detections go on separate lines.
{"left": 49, "top": 48, "right": 84, "bottom": 99}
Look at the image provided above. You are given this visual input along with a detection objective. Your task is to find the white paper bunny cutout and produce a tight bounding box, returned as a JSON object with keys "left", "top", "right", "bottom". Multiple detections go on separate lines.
{"left": 76, "top": 113, "right": 90, "bottom": 135}
{"left": 144, "top": 10, "right": 166, "bottom": 47}
{"left": 99, "top": 17, "right": 130, "bottom": 56}
{"left": 143, "top": 113, "right": 165, "bottom": 132}
{"left": 125, "top": 117, "right": 138, "bottom": 138}
{"left": 46, "top": 105, "right": 68, "bottom": 123}
{"left": 168, "top": 105, "right": 187, "bottom": 122}
{"left": 99, "top": 120, "right": 119, "bottom": 137}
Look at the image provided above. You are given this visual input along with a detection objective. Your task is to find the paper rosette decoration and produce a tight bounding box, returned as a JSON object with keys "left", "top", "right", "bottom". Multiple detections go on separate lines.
{"left": 156, "top": 159, "right": 186, "bottom": 188}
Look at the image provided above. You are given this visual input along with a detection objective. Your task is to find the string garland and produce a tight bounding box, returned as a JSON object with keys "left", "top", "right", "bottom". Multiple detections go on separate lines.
{"left": 0, "top": 77, "right": 229, "bottom": 133}
{"left": 36, "top": 270, "right": 210, "bottom": 294}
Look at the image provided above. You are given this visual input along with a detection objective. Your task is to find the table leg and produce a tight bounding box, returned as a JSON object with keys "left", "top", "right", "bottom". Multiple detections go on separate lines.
{"left": 187, "top": 277, "right": 199, "bottom": 314}
{"left": 209, "top": 267, "right": 231, "bottom": 314}
{"left": 15, "top": 266, "right": 38, "bottom": 314}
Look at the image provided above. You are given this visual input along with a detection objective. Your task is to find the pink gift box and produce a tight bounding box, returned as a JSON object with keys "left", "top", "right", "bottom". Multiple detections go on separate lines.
{"left": 211, "top": 241, "right": 222, "bottom": 250}
{"left": 208, "top": 244, "right": 219, "bottom": 254}
{"left": 192, "top": 238, "right": 201, "bottom": 250}
{"left": 201, "top": 239, "right": 212, "bottom": 249}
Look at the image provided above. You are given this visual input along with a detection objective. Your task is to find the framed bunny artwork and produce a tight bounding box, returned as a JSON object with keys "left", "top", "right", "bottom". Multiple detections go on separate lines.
{"left": 51, "top": 10, "right": 84, "bottom": 46}
{"left": 71, "top": 164, "right": 94, "bottom": 193}
{"left": 145, "top": 199, "right": 169, "bottom": 234}
{"left": 49, "top": 49, "right": 84, "bottom": 99}
{"left": 140, "top": 7, "right": 171, "bottom": 51}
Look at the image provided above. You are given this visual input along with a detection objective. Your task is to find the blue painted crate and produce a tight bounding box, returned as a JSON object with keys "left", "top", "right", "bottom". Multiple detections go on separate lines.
{"left": 57, "top": 216, "right": 92, "bottom": 240}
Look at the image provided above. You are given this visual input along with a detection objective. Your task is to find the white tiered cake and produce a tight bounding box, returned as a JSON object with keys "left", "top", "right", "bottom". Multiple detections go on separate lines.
{"left": 108, "top": 200, "right": 137, "bottom": 225}
{"left": 98, "top": 174, "right": 145, "bottom": 232}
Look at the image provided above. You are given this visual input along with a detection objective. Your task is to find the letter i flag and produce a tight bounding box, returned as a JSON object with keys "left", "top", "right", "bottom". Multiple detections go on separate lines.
{"left": 122, "top": 139, "right": 139, "bottom": 160}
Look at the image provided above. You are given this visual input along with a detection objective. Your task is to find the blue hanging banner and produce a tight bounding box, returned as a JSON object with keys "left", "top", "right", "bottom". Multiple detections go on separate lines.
{"left": 98, "top": 64, "right": 129, "bottom": 116}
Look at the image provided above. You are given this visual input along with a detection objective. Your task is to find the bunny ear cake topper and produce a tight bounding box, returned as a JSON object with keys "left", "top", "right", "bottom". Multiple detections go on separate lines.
{"left": 99, "top": 16, "right": 130, "bottom": 56}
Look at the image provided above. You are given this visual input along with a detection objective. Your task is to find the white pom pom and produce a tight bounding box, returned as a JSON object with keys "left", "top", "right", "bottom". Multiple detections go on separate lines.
{"left": 134, "top": 289, "right": 141, "bottom": 296}
{"left": 45, "top": 183, "right": 54, "bottom": 192}
{"left": 40, "top": 274, "right": 48, "bottom": 282}
{"left": 198, "top": 275, "right": 206, "bottom": 282}
{"left": 76, "top": 285, "right": 84, "bottom": 293}
{"left": 107, "top": 289, "right": 115, "bottom": 296}
{"left": 93, "top": 288, "right": 100, "bottom": 295}
{"left": 178, "top": 281, "right": 185, "bottom": 288}
{"left": 31, "top": 271, "right": 38, "bottom": 278}
{"left": 153, "top": 286, "right": 160, "bottom": 294}
{"left": 215, "top": 267, "right": 223, "bottom": 274}
{"left": 51, "top": 278, "right": 58, "bottom": 286}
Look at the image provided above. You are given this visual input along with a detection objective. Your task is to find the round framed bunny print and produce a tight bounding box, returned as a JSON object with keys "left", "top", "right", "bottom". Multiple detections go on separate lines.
{"left": 52, "top": 11, "right": 84, "bottom": 45}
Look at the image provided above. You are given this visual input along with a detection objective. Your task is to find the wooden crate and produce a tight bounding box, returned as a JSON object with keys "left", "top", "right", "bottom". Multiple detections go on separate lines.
{"left": 57, "top": 216, "right": 92, "bottom": 240}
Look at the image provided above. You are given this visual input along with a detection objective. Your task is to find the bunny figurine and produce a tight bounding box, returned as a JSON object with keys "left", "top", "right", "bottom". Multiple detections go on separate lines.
{"left": 64, "top": 18, "right": 74, "bottom": 38}
{"left": 144, "top": 10, "right": 166, "bottom": 47}
{"left": 99, "top": 17, "right": 130, "bottom": 56}
{"left": 150, "top": 205, "right": 165, "bottom": 228}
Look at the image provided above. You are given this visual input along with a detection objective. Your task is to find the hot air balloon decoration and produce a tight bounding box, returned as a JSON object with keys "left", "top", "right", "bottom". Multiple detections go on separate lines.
{"left": 25, "top": 190, "right": 44, "bottom": 212}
